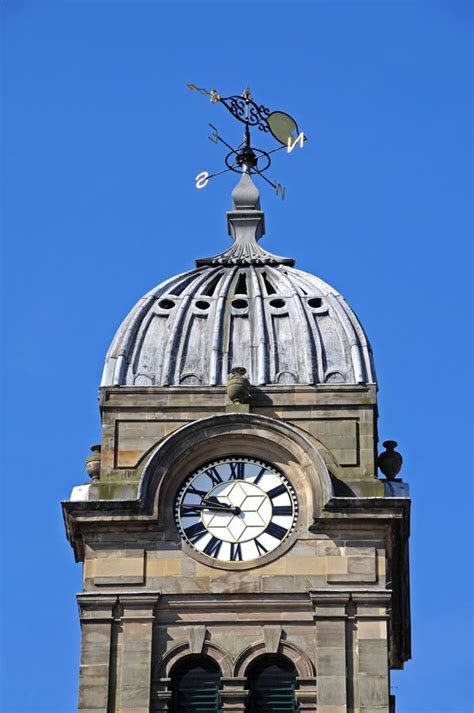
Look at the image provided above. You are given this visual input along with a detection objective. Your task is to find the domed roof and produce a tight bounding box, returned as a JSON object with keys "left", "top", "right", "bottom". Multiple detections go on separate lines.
{"left": 101, "top": 175, "right": 375, "bottom": 388}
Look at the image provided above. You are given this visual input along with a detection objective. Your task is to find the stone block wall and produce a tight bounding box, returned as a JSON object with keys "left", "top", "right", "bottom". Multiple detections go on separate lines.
{"left": 97, "top": 384, "right": 381, "bottom": 499}
{"left": 82, "top": 533, "right": 387, "bottom": 594}
{"left": 76, "top": 590, "right": 392, "bottom": 713}
{"left": 65, "top": 380, "right": 409, "bottom": 713}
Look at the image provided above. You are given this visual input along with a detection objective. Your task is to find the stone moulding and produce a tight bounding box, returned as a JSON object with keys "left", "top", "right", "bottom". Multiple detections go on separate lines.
{"left": 153, "top": 635, "right": 314, "bottom": 680}
{"left": 155, "top": 639, "right": 233, "bottom": 678}
{"left": 151, "top": 638, "right": 317, "bottom": 712}
{"left": 233, "top": 639, "right": 315, "bottom": 678}
{"left": 142, "top": 411, "right": 332, "bottom": 517}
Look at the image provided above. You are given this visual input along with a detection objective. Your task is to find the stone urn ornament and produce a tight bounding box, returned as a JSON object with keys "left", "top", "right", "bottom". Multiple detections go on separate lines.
{"left": 378, "top": 440, "right": 403, "bottom": 480}
{"left": 226, "top": 367, "right": 251, "bottom": 404}
{"left": 85, "top": 444, "right": 101, "bottom": 481}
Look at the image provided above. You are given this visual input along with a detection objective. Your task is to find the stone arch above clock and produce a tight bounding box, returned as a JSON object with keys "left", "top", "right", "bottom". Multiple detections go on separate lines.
{"left": 140, "top": 412, "right": 333, "bottom": 535}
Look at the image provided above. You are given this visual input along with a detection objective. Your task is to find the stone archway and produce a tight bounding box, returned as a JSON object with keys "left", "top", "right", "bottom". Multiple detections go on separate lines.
{"left": 138, "top": 412, "right": 334, "bottom": 537}
{"left": 155, "top": 640, "right": 233, "bottom": 679}
{"left": 151, "top": 641, "right": 233, "bottom": 712}
{"left": 233, "top": 640, "right": 315, "bottom": 679}
{"left": 233, "top": 640, "right": 317, "bottom": 713}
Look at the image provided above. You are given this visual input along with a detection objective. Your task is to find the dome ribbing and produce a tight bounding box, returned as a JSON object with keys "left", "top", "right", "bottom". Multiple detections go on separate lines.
{"left": 101, "top": 174, "right": 375, "bottom": 388}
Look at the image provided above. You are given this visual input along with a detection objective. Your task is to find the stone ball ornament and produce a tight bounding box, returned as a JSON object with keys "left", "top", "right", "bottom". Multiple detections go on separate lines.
{"left": 377, "top": 440, "right": 403, "bottom": 480}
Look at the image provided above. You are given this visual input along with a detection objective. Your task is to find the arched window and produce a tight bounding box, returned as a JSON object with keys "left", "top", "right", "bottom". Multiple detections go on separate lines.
{"left": 170, "top": 655, "right": 221, "bottom": 712}
{"left": 246, "top": 654, "right": 299, "bottom": 712}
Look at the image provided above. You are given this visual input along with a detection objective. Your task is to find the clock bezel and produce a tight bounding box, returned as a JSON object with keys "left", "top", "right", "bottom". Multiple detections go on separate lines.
{"left": 174, "top": 456, "right": 300, "bottom": 571}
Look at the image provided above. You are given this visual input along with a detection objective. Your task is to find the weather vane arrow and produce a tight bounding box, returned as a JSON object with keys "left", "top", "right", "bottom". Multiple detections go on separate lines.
{"left": 187, "top": 83, "right": 308, "bottom": 200}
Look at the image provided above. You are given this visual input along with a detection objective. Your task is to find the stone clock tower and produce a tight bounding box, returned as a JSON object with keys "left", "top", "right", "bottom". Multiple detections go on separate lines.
{"left": 63, "top": 173, "right": 411, "bottom": 713}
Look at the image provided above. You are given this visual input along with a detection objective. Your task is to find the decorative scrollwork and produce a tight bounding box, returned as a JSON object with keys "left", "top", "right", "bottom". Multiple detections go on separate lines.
{"left": 220, "top": 95, "right": 271, "bottom": 133}
{"left": 227, "top": 97, "right": 247, "bottom": 122}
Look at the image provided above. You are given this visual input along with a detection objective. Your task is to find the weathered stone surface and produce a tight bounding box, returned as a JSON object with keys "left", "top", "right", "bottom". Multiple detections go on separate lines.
{"left": 116, "top": 596, "right": 157, "bottom": 713}
{"left": 101, "top": 247, "right": 376, "bottom": 388}
{"left": 96, "top": 387, "right": 378, "bottom": 482}
{"left": 77, "top": 596, "right": 116, "bottom": 713}
{"left": 317, "top": 675, "right": 347, "bottom": 705}
{"left": 92, "top": 552, "right": 145, "bottom": 585}
{"left": 187, "top": 625, "right": 206, "bottom": 654}
{"left": 263, "top": 625, "right": 282, "bottom": 653}
{"left": 359, "top": 673, "right": 389, "bottom": 707}
{"left": 359, "top": 643, "right": 389, "bottom": 676}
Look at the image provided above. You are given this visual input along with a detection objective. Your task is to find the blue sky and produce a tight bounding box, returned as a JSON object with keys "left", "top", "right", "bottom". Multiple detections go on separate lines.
{"left": 1, "top": 1, "right": 472, "bottom": 712}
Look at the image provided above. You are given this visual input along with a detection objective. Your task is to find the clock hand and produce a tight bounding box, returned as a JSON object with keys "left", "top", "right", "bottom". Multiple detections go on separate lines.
{"left": 201, "top": 498, "right": 241, "bottom": 514}
{"left": 182, "top": 501, "right": 241, "bottom": 515}
{"left": 181, "top": 503, "right": 229, "bottom": 511}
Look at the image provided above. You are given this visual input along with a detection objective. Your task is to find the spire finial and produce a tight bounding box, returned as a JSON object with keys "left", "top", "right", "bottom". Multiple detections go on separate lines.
{"left": 231, "top": 172, "right": 261, "bottom": 211}
{"left": 195, "top": 173, "right": 294, "bottom": 267}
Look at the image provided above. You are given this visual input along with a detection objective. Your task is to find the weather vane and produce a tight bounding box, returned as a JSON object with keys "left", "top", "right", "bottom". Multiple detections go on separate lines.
{"left": 187, "top": 83, "right": 307, "bottom": 200}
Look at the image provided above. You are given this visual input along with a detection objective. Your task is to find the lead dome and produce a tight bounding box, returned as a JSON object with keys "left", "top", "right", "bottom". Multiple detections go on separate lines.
{"left": 101, "top": 174, "right": 375, "bottom": 388}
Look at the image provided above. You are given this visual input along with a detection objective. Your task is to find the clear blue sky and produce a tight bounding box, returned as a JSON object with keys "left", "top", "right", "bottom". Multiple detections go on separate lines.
{"left": 1, "top": 2, "right": 472, "bottom": 712}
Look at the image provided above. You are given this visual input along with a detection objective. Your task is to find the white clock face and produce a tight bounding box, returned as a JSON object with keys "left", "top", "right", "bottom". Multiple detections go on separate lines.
{"left": 175, "top": 458, "right": 298, "bottom": 563}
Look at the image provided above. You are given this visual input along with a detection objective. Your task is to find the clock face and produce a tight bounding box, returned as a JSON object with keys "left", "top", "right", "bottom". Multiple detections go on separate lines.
{"left": 175, "top": 458, "right": 298, "bottom": 563}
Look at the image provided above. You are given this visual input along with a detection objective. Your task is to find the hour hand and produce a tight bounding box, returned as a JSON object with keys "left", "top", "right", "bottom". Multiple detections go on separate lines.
{"left": 201, "top": 498, "right": 241, "bottom": 514}
{"left": 181, "top": 499, "right": 240, "bottom": 514}
{"left": 180, "top": 502, "right": 223, "bottom": 512}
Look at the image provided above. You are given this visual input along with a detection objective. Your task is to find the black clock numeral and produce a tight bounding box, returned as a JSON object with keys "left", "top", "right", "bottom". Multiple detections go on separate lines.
{"left": 203, "top": 536, "right": 222, "bottom": 557}
{"left": 187, "top": 485, "right": 208, "bottom": 498}
{"left": 268, "top": 484, "right": 287, "bottom": 499}
{"left": 229, "top": 461, "right": 244, "bottom": 480}
{"left": 207, "top": 467, "right": 223, "bottom": 486}
{"left": 184, "top": 522, "right": 207, "bottom": 544}
{"left": 253, "top": 467, "right": 266, "bottom": 484}
{"left": 254, "top": 538, "right": 268, "bottom": 556}
{"left": 272, "top": 505, "right": 293, "bottom": 516}
{"left": 230, "top": 542, "right": 243, "bottom": 561}
{"left": 265, "top": 522, "right": 287, "bottom": 540}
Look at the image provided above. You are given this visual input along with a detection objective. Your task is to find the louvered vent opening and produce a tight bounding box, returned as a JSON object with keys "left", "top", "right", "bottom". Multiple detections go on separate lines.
{"left": 246, "top": 655, "right": 299, "bottom": 713}
{"left": 262, "top": 271, "right": 277, "bottom": 295}
{"left": 249, "top": 684, "right": 298, "bottom": 712}
{"left": 171, "top": 656, "right": 221, "bottom": 713}
{"left": 235, "top": 272, "right": 248, "bottom": 294}
{"left": 203, "top": 272, "right": 223, "bottom": 296}
{"left": 171, "top": 273, "right": 202, "bottom": 296}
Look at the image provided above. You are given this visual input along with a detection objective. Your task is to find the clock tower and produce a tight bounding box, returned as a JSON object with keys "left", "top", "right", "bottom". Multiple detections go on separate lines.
{"left": 63, "top": 172, "right": 411, "bottom": 713}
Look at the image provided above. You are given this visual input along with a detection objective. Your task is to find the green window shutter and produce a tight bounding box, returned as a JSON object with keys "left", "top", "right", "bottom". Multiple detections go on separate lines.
{"left": 249, "top": 682, "right": 298, "bottom": 712}
{"left": 171, "top": 655, "right": 222, "bottom": 712}
{"left": 177, "top": 681, "right": 221, "bottom": 712}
